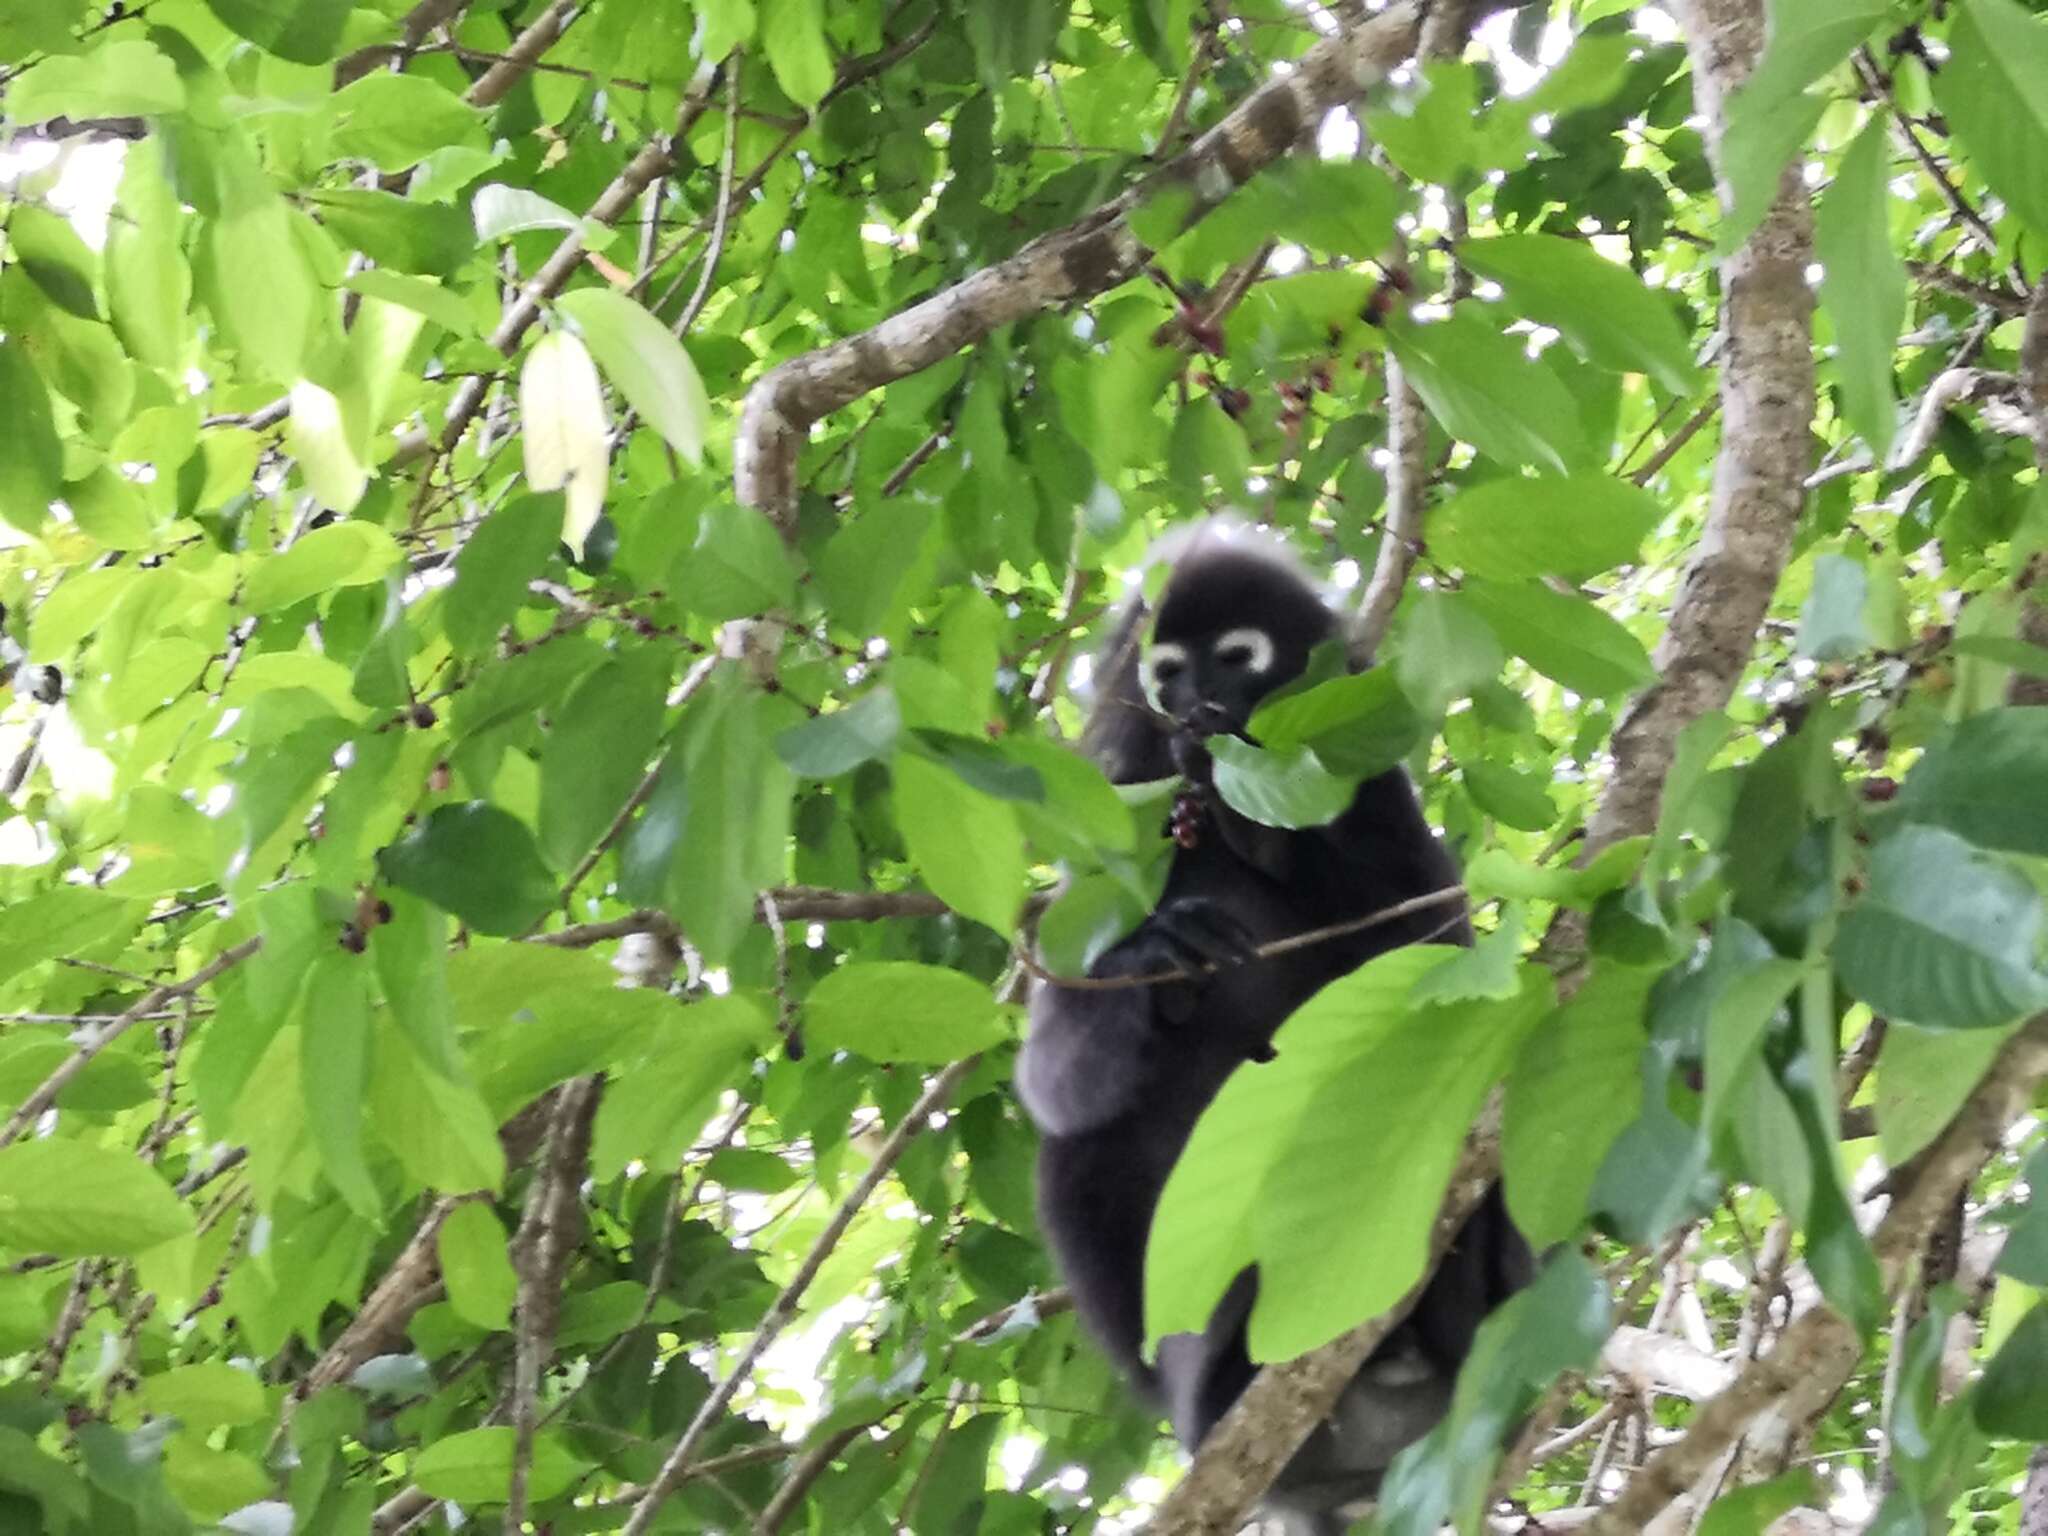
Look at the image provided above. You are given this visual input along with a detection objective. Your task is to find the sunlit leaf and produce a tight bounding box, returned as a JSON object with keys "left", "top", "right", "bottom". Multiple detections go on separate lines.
{"left": 520, "top": 329, "right": 610, "bottom": 558}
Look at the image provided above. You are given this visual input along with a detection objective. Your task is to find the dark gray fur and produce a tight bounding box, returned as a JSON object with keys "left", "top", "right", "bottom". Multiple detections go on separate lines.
{"left": 1017, "top": 527, "right": 1529, "bottom": 1535}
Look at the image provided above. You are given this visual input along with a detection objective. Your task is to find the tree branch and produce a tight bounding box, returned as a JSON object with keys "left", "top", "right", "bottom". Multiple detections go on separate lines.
{"left": 0, "top": 937, "right": 263, "bottom": 1150}
{"left": 1580, "top": 1015, "right": 2048, "bottom": 1536}
{"left": 1145, "top": 1127, "right": 1500, "bottom": 1535}
{"left": 733, "top": 1, "right": 1429, "bottom": 531}
{"left": 620, "top": 1055, "right": 980, "bottom": 1536}
{"left": 1583, "top": 0, "right": 1815, "bottom": 857}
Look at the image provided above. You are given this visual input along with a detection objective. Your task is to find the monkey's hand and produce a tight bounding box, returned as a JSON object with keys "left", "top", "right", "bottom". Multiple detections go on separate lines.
{"left": 1122, "top": 897, "right": 1271, "bottom": 1059}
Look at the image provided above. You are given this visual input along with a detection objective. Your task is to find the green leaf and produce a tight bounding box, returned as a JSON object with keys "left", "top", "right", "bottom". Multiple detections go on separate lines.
{"left": 520, "top": 330, "right": 609, "bottom": 560}
{"left": 1465, "top": 838, "right": 1649, "bottom": 906}
{"left": 446, "top": 492, "right": 563, "bottom": 657}
{"left": 9, "top": 205, "right": 101, "bottom": 319}
{"left": 1894, "top": 706, "right": 2048, "bottom": 858}
{"left": 437, "top": 1202, "right": 517, "bottom": 1332}
{"left": 368, "top": 1028, "right": 505, "bottom": 1193}
{"left": 1428, "top": 475, "right": 1665, "bottom": 581}
{"left": 244, "top": 521, "right": 403, "bottom": 613}
{"left": 342, "top": 271, "right": 477, "bottom": 337}
{"left": 590, "top": 994, "right": 769, "bottom": 1180}
{"left": 1208, "top": 736, "right": 1357, "bottom": 830}
{"left": 0, "top": 1139, "right": 194, "bottom": 1258}
{"left": 1816, "top": 117, "right": 1904, "bottom": 461}
{"left": 556, "top": 288, "right": 711, "bottom": 467}
{"left": 1835, "top": 826, "right": 2048, "bottom": 1029}
{"left": 302, "top": 955, "right": 380, "bottom": 1217}
{"left": 328, "top": 73, "right": 483, "bottom": 171}
{"left": 285, "top": 381, "right": 369, "bottom": 514}
{"left": 1716, "top": 88, "right": 1829, "bottom": 256}
{"left": 1502, "top": 963, "right": 1651, "bottom": 1246}
{"left": 3, "top": 38, "right": 186, "bottom": 121}
{"left": 1730, "top": 0, "right": 1886, "bottom": 122}
{"left": 1696, "top": 1475, "right": 1824, "bottom": 1536}
{"left": 1462, "top": 760, "right": 1559, "bottom": 832}
{"left": 105, "top": 143, "right": 191, "bottom": 369}
{"left": 761, "top": 0, "right": 835, "bottom": 106}
{"left": 413, "top": 1426, "right": 590, "bottom": 1504}
{"left": 1252, "top": 974, "right": 1550, "bottom": 1358}
{"left": 312, "top": 191, "right": 477, "bottom": 277}
{"left": 893, "top": 751, "right": 1027, "bottom": 933}
{"left": 1461, "top": 579, "right": 1656, "bottom": 697}
{"left": 1934, "top": 0, "right": 2048, "bottom": 237}
{"left": 202, "top": 0, "right": 353, "bottom": 61}
{"left": 1795, "top": 552, "right": 1871, "bottom": 661}
{"left": 1148, "top": 953, "right": 1550, "bottom": 1359}
{"left": 806, "top": 962, "right": 1009, "bottom": 1064}
{"left": 1373, "top": 1251, "right": 1610, "bottom": 1536}
{"left": 1147, "top": 947, "right": 1455, "bottom": 1349}
{"left": 965, "top": 0, "right": 1063, "bottom": 90}
{"left": 1457, "top": 236, "right": 1698, "bottom": 394}
{"left": 537, "top": 648, "right": 672, "bottom": 871}
{"left": 473, "top": 184, "right": 597, "bottom": 241}
{"left": 1387, "top": 308, "right": 1587, "bottom": 474}
{"left": 205, "top": 197, "right": 316, "bottom": 382}
{"left": 623, "top": 678, "right": 797, "bottom": 962}
{"left": 139, "top": 1363, "right": 267, "bottom": 1430}
{"left": 1246, "top": 667, "right": 1426, "bottom": 779}
{"left": 378, "top": 804, "right": 560, "bottom": 937}
{"left": 776, "top": 688, "right": 903, "bottom": 778}
{"left": 0, "top": 345, "right": 61, "bottom": 534}
{"left": 671, "top": 502, "right": 798, "bottom": 621}
{"left": 1393, "top": 590, "right": 1506, "bottom": 715}
{"left": 1975, "top": 1303, "right": 2048, "bottom": 1438}
{"left": 1876, "top": 1021, "right": 2018, "bottom": 1164}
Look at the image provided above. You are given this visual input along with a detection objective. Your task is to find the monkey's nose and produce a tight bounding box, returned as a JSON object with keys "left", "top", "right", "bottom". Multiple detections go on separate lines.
{"left": 1184, "top": 700, "right": 1232, "bottom": 736}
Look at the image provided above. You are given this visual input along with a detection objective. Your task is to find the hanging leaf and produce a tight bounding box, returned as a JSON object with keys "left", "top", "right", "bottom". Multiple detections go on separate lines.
{"left": 1387, "top": 309, "right": 1588, "bottom": 474}
{"left": 1835, "top": 826, "right": 2048, "bottom": 1029}
{"left": 1816, "top": 118, "right": 1905, "bottom": 461}
{"left": 1458, "top": 235, "right": 1699, "bottom": 394}
{"left": 1429, "top": 474, "right": 1665, "bottom": 581}
{"left": 0, "top": 1139, "right": 193, "bottom": 1257}
{"left": 1933, "top": 0, "right": 2048, "bottom": 237}
{"left": 520, "top": 329, "right": 610, "bottom": 559}
{"left": 1894, "top": 706, "right": 2048, "bottom": 858}
{"left": 555, "top": 287, "right": 712, "bottom": 467}
{"left": 1461, "top": 579, "right": 1656, "bottom": 697}
{"left": 805, "top": 962, "right": 1011, "bottom": 1064}
{"left": 378, "top": 804, "right": 560, "bottom": 937}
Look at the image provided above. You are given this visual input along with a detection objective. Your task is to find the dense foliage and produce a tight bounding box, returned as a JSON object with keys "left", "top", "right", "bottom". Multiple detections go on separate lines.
{"left": 1, "top": 0, "right": 2047, "bottom": 1533}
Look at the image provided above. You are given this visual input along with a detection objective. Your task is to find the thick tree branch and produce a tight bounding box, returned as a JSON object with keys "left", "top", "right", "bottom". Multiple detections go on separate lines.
{"left": 733, "top": 1, "right": 1428, "bottom": 530}
{"left": 1583, "top": 0, "right": 1815, "bottom": 857}
{"left": 1581, "top": 1016, "right": 2048, "bottom": 1536}
{"left": 1351, "top": 350, "right": 1429, "bottom": 658}
{"left": 504, "top": 1076, "right": 601, "bottom": 1534}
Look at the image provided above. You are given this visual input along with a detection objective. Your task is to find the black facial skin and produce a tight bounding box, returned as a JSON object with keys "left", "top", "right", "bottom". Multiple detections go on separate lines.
{"left": 1016, "top": 528, "right": 1530, "bottom": 1536}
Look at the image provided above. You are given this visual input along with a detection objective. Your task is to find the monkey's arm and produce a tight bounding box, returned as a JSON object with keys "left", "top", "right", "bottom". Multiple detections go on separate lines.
{"left": 1016, "top": 974, "right": 1161, "bottom": 1137}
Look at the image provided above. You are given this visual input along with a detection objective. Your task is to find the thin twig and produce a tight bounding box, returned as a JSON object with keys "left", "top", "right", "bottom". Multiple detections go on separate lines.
{"left": 620, "top": 1056, "right": 979, "bottom": 1536}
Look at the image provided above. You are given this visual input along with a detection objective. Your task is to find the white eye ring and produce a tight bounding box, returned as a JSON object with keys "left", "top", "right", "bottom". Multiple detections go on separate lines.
{"left": 1143, "top": 641, "right": 1189, "bottom": 706}
{"left": 1213, "top": 627, "right": 1275, "bottom": 674}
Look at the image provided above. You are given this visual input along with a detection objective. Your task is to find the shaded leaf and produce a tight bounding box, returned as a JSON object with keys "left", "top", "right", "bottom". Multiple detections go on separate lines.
{"left": 807, "top": 962, "right": 1010, "bottom": 1064}
{"left": 378, "top": 804, "right": 559, "bottom": 937}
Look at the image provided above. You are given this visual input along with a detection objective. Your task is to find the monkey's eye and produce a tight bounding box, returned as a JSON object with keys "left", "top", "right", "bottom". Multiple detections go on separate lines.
{"left": 1145, "top": 642, "right": 1190, "bottom": 693}
{"left": 1212, "top": 627, "right": 1276, "bottom": 674}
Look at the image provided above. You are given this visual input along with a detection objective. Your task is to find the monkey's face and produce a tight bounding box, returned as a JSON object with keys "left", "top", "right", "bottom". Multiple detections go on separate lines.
{"left": 1142, "top": 625, "right": 1292, "bottom": 743}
